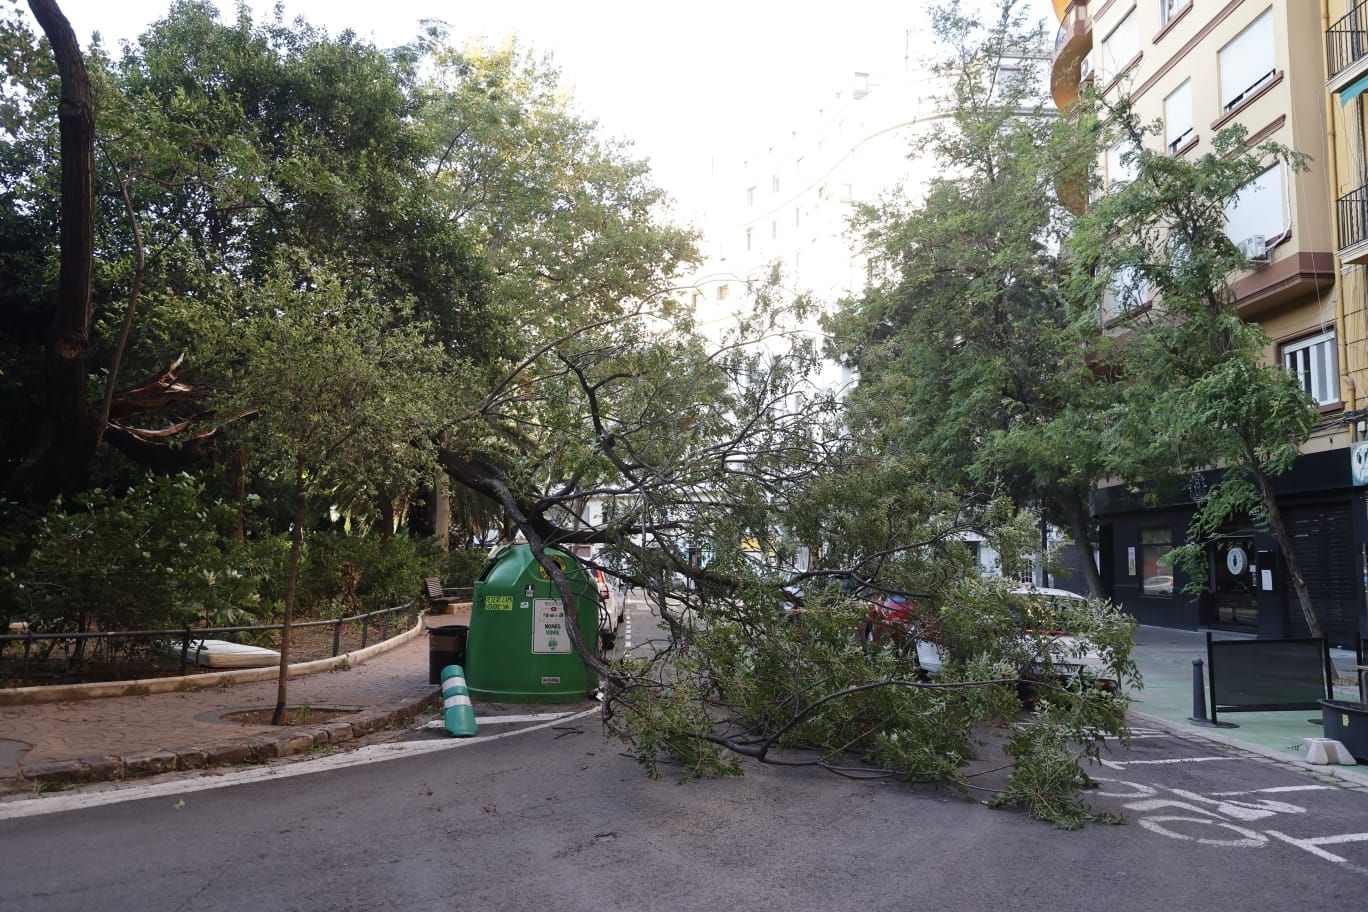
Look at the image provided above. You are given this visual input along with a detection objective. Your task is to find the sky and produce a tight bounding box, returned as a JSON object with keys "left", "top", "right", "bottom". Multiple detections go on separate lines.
{"left": 30, "top": 0, "right": 1057, "bottom": 221}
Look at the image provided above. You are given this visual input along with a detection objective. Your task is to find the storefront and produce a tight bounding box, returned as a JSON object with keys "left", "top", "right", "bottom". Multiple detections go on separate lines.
{"left": 1094, "top": 448, "right": 1367, "bottom": 648}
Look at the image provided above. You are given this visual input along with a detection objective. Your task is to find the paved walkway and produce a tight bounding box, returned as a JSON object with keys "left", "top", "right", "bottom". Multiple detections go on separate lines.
{"left": 1126, "top": 624, "right": 1368, "bottom": 783}
{"left": 2, "top": 609, "right": 1365, "bottom": 794}
{"left": 0, "top": 621, "right": 443, "bottom": 795}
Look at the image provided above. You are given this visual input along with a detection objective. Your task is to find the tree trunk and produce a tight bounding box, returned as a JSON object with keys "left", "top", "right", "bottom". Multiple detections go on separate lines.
{"left": 10, "top": 0, "right": 99, "bottom": 501}
{"left": 272, "top": 469, "right": 307, "bottom": 725}
{"left": 1064, "top": 488, "right": 1107, "bottom": 599}
{"left": 432, "top": 467, "right": 450, "bottom": 552}
{"left": 228, "top": 449, "right": 249, "bottom": 543}
{"left": 377, "top": 484, "right": 395, "bottom": 539}
{"left": 1249, "top": 456, "right": 1323, "bottom": 639}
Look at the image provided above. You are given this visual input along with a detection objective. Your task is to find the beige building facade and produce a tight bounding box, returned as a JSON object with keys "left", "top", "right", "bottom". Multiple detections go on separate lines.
{"left": 1053, "top": 0, "right": 1365, "bottom": 645}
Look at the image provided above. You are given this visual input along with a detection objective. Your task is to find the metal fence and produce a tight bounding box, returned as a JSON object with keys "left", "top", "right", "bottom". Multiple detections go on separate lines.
{"left": 1338, "top": 185, "right": 1368, "bottom": 251}
{"left": 1, "top": 601, "right": 420, "bottom": 688}
{"left": 1327, "top": 0, "right": 1368, "bottom": 79}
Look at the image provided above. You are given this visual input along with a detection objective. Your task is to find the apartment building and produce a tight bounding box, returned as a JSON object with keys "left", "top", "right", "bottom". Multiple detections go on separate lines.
{"left": 685, "top": 65, "right": 950, "bottom": 343}
{"left": 1053, "top": 0, "right": 1365, "bottom": 646}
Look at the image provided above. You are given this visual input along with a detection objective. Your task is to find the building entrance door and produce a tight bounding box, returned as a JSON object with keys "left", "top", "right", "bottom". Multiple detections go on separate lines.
{"left": 1209, "top": 538, "right": 1258, "bottom": 629}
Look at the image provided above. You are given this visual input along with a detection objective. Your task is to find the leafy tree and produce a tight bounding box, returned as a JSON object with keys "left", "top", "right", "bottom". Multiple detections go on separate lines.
{"left": 1070, "top": 109, "right": 1323, "bottom": 636}
{"left": 188, "top": 261, "right": 445, "bottom": 723}
{"left": 828, "top": 0, "right": 1112, "bottom": 595}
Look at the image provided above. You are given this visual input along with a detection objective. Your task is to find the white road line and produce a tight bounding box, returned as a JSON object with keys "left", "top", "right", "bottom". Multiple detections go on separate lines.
{"left": 420, "top": 711, "right": 576, "bottom": 730}
{"left": 1212, "top": 785, "right": 1333, "bottom": 796}
{"left": 1101, "top": 756, "right": 1235, "bottom": 769}
{"left": 1267, "top": 830, "right": 1368, "bottom": 876}
{"left": 0, "top": 707, "right": 600, "bottom": 821}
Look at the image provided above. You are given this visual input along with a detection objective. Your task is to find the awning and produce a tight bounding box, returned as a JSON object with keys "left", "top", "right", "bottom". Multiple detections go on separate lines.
{"left": 1340, "top": 70, "right": 1368, "bottom": 107}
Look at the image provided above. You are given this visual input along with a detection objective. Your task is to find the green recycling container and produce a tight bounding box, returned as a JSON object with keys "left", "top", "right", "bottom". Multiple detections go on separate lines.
{"left": 465, "top": 544, "right": 600, "bottom": 703}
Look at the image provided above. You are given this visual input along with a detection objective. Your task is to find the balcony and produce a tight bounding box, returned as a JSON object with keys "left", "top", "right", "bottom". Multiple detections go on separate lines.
{"left": 1051, "top": 0, "right": 1092, "bottom": 111}
{"left": 1338, "top": 185, "right": 1368, "bottom": 265}
{"left": 1327, "top": 0, "right": 1368, "bottom": 93}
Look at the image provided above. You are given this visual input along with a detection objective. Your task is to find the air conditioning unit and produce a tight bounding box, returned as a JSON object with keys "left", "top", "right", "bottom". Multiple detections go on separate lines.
{"left": 1238, "top": 235, "right": 1271, "bottom": 267}
{"left": 1079, "top": 55, "right": 1094, "bottom": 82}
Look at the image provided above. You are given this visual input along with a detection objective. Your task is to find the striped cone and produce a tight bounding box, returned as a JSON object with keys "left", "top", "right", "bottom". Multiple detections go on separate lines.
{"left": 440, "top": 665, "right": 478, "bottom": 737}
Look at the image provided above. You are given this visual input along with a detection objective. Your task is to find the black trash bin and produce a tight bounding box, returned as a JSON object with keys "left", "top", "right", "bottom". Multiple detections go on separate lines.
{"left": 1320, "top": 699, "right": 1368, "bottom": 762}
{"left": 428, "top": 624, "right": 468, "bottom": 684}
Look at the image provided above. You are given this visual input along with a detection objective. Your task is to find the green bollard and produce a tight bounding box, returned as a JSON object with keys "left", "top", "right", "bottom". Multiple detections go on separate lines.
{"left": 441, "top": 665, "right": 478, "bottom": 737}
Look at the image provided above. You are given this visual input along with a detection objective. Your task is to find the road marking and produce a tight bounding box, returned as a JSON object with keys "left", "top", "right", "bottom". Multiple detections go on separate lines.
{"left": 1267, "top": 830, "right": 1368, "bottom": 876}
{"left": 1137, "top": 816, "right": 1268, "bottom": 848}
{"left": 0, "top": 707, "right": 600, "bottom": 821}
{"left": 1212, "top": 785, "right": 1333, "bottom": 796}
{"left": 419, "top": 711, "right": 576, "bottom": 730}
{"left": 1099, "top": 756, "right": 1233, "bottom": 769}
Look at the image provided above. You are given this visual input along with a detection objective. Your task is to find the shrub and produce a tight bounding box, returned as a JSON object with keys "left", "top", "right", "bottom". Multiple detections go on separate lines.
{"left": 298, "top": 533, "right": 437, "bottom": 617}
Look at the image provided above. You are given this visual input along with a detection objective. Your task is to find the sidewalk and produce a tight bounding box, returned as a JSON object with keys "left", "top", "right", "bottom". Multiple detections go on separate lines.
{"left": 0, "top": 618, "right": 444, "bottom": 797}
{"left": 1127, "top": 624, "right": 1368, "bottom": 783}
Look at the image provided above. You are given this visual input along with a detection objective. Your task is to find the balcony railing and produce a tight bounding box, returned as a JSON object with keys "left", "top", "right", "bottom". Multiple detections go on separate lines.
{"left": 1328, "top": 0, "right": 1368, "bottom": 79}
{"left": 1338, "top": 185, "right": 1368, "bottom": 251}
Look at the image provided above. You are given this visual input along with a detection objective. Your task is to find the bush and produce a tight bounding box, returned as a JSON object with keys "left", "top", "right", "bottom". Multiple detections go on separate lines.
{"left": 441, "top": 547, "right": 490, "bottom": 589}
{"left": 298, "top": 533, "right": 437, "bottom": 617}
{"left": 0, "top": 474, "right": 244, "bottom": 633}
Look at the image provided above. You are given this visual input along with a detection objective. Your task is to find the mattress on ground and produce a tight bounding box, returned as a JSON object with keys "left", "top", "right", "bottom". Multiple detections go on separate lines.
{"left": 171, "top": 638, "right": 281, "bottom": 668}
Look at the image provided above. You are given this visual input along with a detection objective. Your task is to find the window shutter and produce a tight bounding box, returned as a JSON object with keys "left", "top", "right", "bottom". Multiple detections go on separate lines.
{"left": 1219, "top": 10, "right": 1275, "bottom": 109}
{"left": 1165, "top": 80, "right": 1193, "bottom": 150}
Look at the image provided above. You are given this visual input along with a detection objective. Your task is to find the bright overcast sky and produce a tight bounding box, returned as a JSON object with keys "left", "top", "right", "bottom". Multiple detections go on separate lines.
{"left": 31, "top": 0, "right": 1056, "bottom": 218}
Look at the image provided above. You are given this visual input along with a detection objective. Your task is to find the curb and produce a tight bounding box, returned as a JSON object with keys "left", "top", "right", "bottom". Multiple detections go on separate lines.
{"left": 0, "top": 618, "right": 427, "bottom": 707}
{"left": 1129, "top": 709, "right": 1368, "bottom": 789}
{"left": 1, "top": 688, "right": 440, "bottom": 797}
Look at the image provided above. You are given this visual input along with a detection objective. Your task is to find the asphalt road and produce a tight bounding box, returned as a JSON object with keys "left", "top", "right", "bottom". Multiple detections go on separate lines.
{"left": 3, "top": 600, "right": 1367, "bottom": 912}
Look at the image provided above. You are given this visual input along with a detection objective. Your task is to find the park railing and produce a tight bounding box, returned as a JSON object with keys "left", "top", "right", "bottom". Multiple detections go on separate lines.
{"left": 1, "top": 601, "right": 419, "bottom": 688}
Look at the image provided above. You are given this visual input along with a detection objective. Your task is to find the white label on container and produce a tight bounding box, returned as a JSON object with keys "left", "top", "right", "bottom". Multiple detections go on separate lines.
{"left": 532, "top": 599, "right": 570, "bottom": 654}
{"left": 1260, "top": 569, "right": 1274, "bottom": 591}
{"left": 541, "top": 676, "right": 561, "bottom": 685}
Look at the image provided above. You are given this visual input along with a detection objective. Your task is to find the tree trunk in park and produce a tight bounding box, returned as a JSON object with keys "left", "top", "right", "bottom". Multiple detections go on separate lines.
{"left": 272, "top": 469, "right": 307, "bottom": 725}
{"left": 377, "top": 484, "right": 395, "bottom": 539}
{"left": 432, "top": 468, "right": 450, "bottom": 551}
{"left": 10, "top": 0, "right": 100, "bottom": 501}
{"left": 228, "top": 449, "right": 249, "bottom": 543}
{"left": 1064, "top": 488, "right": 1107, "bottom": 600}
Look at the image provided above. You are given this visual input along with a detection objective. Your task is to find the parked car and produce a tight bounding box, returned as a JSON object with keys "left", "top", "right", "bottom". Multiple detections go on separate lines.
{"left": 860, "top": 591, "right": 946, "bottom": 673}
{"left": 861, "top": 585, "right": 1119, "bottom": 702}
{"left": 594, "top": 569, "right": 623, "bottom": 653}
{"left": 1008, "top": 586, "right": 1118, "bottom": 698}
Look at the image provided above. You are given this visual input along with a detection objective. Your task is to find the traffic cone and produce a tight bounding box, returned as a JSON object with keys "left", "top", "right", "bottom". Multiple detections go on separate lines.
{"left": 440, "top": 665, "right": 478, "bottom": 737}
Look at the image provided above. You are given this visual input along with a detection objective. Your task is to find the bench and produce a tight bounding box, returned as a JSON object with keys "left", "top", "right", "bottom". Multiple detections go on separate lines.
{"left": 424, "top": 578, "right": 459, "bottom": 612}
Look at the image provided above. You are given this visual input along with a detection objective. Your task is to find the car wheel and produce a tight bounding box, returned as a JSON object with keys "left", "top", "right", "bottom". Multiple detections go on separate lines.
{"left": 599, "top": 632, "right": 616, "bottom": 654}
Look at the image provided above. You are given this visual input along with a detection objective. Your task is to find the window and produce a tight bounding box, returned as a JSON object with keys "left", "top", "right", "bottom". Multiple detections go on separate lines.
{"left": 1219, "top": 9, "right": 1275, "bottom": 112}
{"left": 1161, "top": 0, "right": 1191, "bottom": 27}
{"left": 1106, "top": 140, "right": 1138, "bottom": 188}
{"left": 770, "top": 220, "right": 777, "bottom": 240}
{"left": 1099, "top": 8, "right": 1139, "bottom": 84}
{"left": 717, "top": 284, "right": 729, "bottom": 301}
{"left": 746, "top": 186, "right": 755, "bottom": 207}
{"left": 745, "top": 227, "right": 752, "bottom": 252}
{"left": 1140, "top": 528, "right": 1174, "bottom": 596}
{"left": 793, "top": 206, "right": 800, "bottom": 227}
{"left": 1225, "top": 163, "right": 1285, "bottom": 245}
{"left": 1283, "top": 330, "right": 1340, "bottom": 406}
{"left": 1102, "top": 265, "right": 1149, "bottom": 320}
{"left": 772, "top": 175, "right": 780, "bottom": 193}
{"left": 1164, "top": 80, "right": 1194, "bottom": 153}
